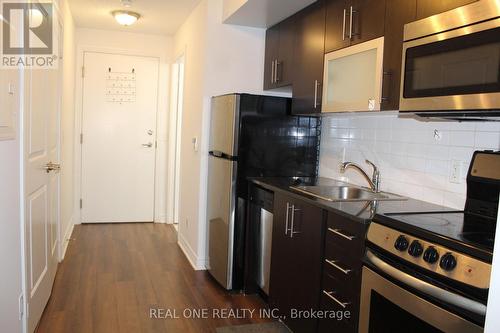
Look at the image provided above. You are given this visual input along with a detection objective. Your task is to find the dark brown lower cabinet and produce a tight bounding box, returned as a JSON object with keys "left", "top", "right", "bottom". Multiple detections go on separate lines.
{"left": 269, "top": 193, "right": 325, "bottom": 333}
{"left": 318, "top": 212, "right": 366, "bottom": 333}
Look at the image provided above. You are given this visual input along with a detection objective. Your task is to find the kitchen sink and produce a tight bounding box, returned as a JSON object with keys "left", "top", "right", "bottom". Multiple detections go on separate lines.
{"left": 290, "top": 185, "right": 406, "bottom": 202}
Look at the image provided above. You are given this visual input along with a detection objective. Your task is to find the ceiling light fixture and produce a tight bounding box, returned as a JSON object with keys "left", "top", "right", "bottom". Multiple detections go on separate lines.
{"left": 112, "top": 10, "right": 140, "bottom": 26}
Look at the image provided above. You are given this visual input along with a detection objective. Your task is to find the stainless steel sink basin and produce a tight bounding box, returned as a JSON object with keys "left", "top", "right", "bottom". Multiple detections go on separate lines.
{"left": 290, "top": 185, "right": 406, "bottom": 202}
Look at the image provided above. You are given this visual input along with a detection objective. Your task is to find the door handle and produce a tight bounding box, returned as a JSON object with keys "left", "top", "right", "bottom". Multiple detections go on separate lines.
{"left": 142, "top": 142, "right": 153, "bottom": 148}
{"left": 44, "top": 162, "right": 61, "bottom": 173}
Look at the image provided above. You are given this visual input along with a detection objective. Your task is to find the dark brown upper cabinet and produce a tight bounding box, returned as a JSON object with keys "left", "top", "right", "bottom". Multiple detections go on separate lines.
{"left": 416, "top": 0, "right": 478, "bottom": 20}
{"left": 381, "top": 0, "right": 417, "bottom": 110}
{"left": 263, "top": 15, "right": 295, "bottom": 90}
{"left": 291, "top": 0, "right": 326, "bottom": 115}
{"left": 325, "top": 0, "right": 386, "bottom": 53}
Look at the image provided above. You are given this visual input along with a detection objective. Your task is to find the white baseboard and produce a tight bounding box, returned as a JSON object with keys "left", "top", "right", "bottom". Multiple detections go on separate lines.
{"left": 177, "top": 232, "right": 206, "bottom": 271}
{"left": 60, "top": 220, "right": 74, "bottom": 260}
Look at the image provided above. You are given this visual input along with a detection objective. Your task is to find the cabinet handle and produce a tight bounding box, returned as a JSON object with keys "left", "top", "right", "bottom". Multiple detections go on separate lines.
{"left": 349, "top": 6, "right": 354, "bottom": 39}
{"left": 275, "top": 61, "right": 280, "bottom": 83}
{"left": 328, "top": 227, "right": 356, "bottom": 241}
{"left": 271, "top": 60, "right": 275, "bottom": 84}
{"left": 325, "top": 259, "right": 352, "bottom": 275}
{"left": 323, "top": 290, "right": 350, "bottom": 308}
{"left": 289, "top": 205, "right": 301, "bottom": 238}
{"left": 285, "top": 202, "right": 291, "bottom": 235}
{"left": 314, "top": 80, "right": 320, "bottom": 109}
{"left": 381, "top": 71, "right": 392, "bottom": 104}
{"left": 342, "top": 9, "right": 347, "bottom": 40}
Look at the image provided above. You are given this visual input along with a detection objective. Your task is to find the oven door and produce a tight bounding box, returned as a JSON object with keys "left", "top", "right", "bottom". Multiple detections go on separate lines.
{"left": 359, "top": 250, "right": 485, "bottom": 333}
{"left": 400, "top": 18, "right": 500, "bottom": 112}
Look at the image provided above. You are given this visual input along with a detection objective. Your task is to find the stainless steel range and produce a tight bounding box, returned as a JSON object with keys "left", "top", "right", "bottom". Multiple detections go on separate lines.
{"left": 359, "top": 151, "right": 500, "bottom": 332}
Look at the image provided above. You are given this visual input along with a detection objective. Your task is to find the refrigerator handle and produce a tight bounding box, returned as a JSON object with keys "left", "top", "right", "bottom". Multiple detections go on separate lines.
{"left": 209, "top": 150, "right": 237, "bottom": 161}
{"left": 209, "top": 150, "right": 223, "bottom": 157}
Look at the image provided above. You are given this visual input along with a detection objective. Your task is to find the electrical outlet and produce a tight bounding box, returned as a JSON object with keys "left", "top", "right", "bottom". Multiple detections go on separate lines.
{"left": 449, "top": 160, "right": 462, "bottom": 184}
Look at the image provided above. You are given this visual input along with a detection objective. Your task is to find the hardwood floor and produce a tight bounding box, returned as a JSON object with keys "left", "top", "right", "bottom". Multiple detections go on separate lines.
{"left": 36, "top": 223, "right": 269, "bottom": 333}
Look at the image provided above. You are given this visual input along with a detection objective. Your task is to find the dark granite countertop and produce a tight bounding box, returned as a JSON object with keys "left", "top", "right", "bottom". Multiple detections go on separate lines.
{"left": 249, "top": 177, "right": 459, "bottom": 223}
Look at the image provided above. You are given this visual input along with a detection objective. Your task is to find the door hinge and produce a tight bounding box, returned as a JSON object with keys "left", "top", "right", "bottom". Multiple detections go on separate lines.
{"left": 80, "top": 199, "right": 83, "bottom": 209}
{"left": 80, "top": 133, "right": 83, "bottom": 144}
{"left": 81, "top": 66, "right": 85, "bottom": 78}
{"left": 155, "top": 141, "right": 158, "bottom": 149}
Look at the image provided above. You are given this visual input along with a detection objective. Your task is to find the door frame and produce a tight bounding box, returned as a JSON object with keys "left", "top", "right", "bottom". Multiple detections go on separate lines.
{"left": 167, "top": 51, "right": 185, "bottom": 226}
{"left": 74, "top": 46, "right": 165, "bottom": 225}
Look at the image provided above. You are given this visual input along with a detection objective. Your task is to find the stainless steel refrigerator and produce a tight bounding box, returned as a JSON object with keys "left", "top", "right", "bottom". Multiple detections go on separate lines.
{"left": 206, "top": 94, "right": 320, "bottom": 290}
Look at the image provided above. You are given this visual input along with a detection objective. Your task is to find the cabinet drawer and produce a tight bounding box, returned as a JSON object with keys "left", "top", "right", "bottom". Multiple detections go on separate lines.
{"left": 319, "top": 273, "right": 359, "bottom": 331}
{"left": 324, "top": 236, "right": 363, "bottom": 271}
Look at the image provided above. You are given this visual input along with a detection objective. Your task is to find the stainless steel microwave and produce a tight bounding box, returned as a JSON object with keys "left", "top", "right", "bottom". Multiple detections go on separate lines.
{"left": 400, "top": 0, "right": 500, "bottom": 114}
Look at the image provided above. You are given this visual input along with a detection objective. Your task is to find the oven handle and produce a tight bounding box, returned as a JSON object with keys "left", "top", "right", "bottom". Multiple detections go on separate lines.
{"left": 366, "top": 250, "right": 487, "bottom": 316}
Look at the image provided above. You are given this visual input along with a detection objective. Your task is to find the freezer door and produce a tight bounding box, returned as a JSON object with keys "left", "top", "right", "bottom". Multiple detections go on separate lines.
{"left": 209, "top": 94, "right": 240, "bottom": 156}
{"left": 207, "top": 154, "right": 237, "bottom": 289}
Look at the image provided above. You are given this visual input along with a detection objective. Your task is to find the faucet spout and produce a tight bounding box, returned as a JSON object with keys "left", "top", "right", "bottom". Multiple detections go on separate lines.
{"left": 340, "top": 160, "right": 381, "bottom": 192}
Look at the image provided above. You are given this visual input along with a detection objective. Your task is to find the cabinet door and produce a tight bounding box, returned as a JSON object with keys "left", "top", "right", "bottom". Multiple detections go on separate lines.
{"left": 416, "top": 0, "right": 478, "bottom": 20}
{"left": 350, "top": 0, "right": 386, "bottom": 46}
{"left": 263, "top": 24, "right": 280, "bottom": 90}
{"left": 286, "top": 199, "right": 324, "bottom": 333}
{"left": 291, "top": 0, "right": 326, "bottom": 115}
{"left": 268, "top": 193, "right": 294, "bottom": 317}
{"left": 381, "top": 0, "right": 417, "bottom": 110}
{"left": 325, "top": 0, "right": 350, "bottom": 53}
{"left": 276, "top": 16, "right": 296, "bottom": 87}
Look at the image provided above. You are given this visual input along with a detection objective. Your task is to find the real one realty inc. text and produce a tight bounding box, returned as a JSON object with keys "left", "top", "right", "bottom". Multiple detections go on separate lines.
{"left": 149, "top": 308, "right": 351, "bottom": 321}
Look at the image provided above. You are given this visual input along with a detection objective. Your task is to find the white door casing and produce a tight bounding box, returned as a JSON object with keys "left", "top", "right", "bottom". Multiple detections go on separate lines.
{"left": 23, "top": 65, "right": 61, "bottom": 333}
{"left": 81, "top": 52, "right": 159, "bottom": 223}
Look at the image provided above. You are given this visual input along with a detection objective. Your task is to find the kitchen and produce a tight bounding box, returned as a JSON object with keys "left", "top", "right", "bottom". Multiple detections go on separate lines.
{"left": 0, "top": 0, "right": 499, "bottom": 333}
{"left": 206, "top": 0, "right": 500, "bottom": 332}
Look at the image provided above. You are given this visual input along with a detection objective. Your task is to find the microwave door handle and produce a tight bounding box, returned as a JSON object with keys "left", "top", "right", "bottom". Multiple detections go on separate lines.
{"left": 366, "top": 250, "right": 487, "bottom": 316}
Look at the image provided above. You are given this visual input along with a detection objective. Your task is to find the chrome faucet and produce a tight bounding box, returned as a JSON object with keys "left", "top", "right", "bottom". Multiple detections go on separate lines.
{"left": 340, "top": 159, "right": 381, "bottom": 193}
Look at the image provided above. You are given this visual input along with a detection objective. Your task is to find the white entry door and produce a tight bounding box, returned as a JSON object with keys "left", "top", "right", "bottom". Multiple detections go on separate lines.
{"left": 24, "top": 66, "right": 61, "bottom": 332}
{"left": 81, "top": 52, "right": 159, "bottom": 223}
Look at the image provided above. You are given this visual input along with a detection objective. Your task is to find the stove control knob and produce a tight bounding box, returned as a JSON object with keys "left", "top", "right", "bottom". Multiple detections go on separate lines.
{"left": 440, "top": 252, "right": 457, "bottom": 271}
{"left": 394, "top": 235, "right": 409, "bottom": 251}
{"left": 423, "top": 246, "right": 439, "bottom": 264}
{"left": 408, "top": 240, "right": 423, "bottom": 257}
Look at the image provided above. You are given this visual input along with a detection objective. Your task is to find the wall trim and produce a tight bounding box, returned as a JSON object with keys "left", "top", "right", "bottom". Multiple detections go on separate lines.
{"left": 60, "top": 220, "right": 74, "bottom": 260}
{"left": 177, "top": 232, "right": 206, "bottom": 271}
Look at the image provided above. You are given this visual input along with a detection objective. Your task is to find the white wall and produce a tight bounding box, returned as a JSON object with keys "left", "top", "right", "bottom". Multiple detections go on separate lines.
{"left": 74, "top": 28, "right": 173, "bottom": 223}
{"left": 60, "top": 0, "right": 77, "bottom": 258}
{"left": 0, "top": 69, "right": 23, "bottom": 333}
{"left": 173, "top": 0, "right": 289, "bottom": 268}
{"left": 319, "top": 112, "right": 500, "bottom": 209}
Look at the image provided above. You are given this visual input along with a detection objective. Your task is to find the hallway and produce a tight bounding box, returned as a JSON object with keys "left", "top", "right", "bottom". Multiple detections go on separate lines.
{"left": 36, "top": 224, "right": 268, "bottom": 333}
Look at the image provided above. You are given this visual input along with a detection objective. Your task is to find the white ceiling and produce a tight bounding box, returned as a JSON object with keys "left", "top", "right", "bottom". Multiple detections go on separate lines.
{"left": 67, "top": 0, "right": 203, "bottom": 35}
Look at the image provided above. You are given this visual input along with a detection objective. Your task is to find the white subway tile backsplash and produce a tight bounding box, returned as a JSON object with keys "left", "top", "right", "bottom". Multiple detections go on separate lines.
{"left": 319, "top": 113, "right": 500, "bottom": 209}
{"left": 475, "top": 131, "right": 500, "bottom": 148}
{"left": 449, "top": 131, "right": 475, "bottom": 147}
